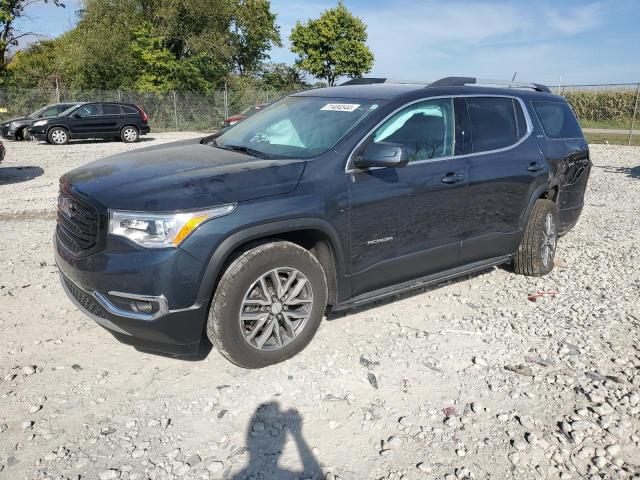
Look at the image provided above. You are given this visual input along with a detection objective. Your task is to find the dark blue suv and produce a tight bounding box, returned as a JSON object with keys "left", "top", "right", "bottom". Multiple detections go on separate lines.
{"left": 55, "top": 77, "right": 591, "bottom": 368}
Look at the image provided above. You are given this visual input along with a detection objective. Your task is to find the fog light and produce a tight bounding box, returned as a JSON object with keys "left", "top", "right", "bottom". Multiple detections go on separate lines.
{"left": 132, "top": 300, "right": 154, "bottom": 314}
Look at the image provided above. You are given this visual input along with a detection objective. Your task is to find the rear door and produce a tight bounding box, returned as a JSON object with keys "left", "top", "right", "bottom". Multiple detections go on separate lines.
{"left": 460, "top": 96, "right": 547, "bottom": 263}
{"left": 99, "top": 103, "right": 125, "bottom": 137}
{"left": 347, "top": 97, "right": 469, "bottom": 296}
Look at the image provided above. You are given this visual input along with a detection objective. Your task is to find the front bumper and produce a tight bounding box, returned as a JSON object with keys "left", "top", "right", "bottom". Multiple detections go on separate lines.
{"left": 55, "top": 233, "right": 210, "bottom": 356}
{"left": 1, "top": 125, "right": 16, "bottom": 140}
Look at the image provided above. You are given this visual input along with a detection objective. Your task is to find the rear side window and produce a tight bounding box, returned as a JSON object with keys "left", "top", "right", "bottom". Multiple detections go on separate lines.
{"left": 102, "top": 104, "right": 122, "bottom": 115}
{"left": 466, "top": 97, "right": 525, "bottom": 153}
{"left": 532, "top": 101, "right": 583, "bottom": 139}
{"left": 122, "top": 106, "right": 139, "bottom": 115}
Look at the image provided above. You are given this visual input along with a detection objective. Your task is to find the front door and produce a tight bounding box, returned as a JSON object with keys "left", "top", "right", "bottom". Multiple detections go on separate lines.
{"left": 348, "top": 97, "right": 469, "bottom": 296}
{"left": 67, "top": 104, "right": 102, "bottom": 138}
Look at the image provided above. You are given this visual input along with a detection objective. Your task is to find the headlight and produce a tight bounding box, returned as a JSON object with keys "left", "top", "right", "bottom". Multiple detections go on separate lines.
{"left": 33, "top": 120, "right": 48, "bottom": 126}
{"left": 108, "top": 204, "right": 236, "bottom": 248}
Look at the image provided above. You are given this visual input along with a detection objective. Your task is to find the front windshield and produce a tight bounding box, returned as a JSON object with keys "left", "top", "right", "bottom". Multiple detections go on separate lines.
{"left": 216, "top": 96, "right": 381, "bottom": 159}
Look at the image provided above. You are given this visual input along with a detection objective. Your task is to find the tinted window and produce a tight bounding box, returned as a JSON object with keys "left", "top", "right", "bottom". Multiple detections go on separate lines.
{"left": 372, "top": 98, "right": 455, "bottom": 161}
{"left": 75, "top": 104, "right": 100, "bottom": 117}
{"left": 102, "top": 104, "right": 122, "bottom": 115}
{"left": 467, "top": 97, "right": 520, "bottom": 152}
{"left": 122, "top": 106, "right": 138, "bottom": 115}
{"left": 40, "top": 107, "right": 61, "bottom": 118}
{"left": 533, "top": 101, "right": 583, "bottom": 139}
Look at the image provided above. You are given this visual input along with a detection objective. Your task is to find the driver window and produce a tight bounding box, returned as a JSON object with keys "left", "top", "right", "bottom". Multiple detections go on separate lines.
{"left": 372, "top": 98, "right": 455, "bottom": 161}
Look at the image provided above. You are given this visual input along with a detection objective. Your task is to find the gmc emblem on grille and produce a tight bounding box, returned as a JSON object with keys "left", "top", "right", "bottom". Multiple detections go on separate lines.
{"left": 59, "top": 195, "right": 75, "bottom": 217}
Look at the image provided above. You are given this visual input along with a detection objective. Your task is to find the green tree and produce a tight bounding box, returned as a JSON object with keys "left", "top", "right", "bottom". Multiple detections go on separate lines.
{"left": 260, "top": 62, "right": 309, "bottom": 91}
{"left": 289, "top": 1, "right": 373, "bottom": 86}
{"left": 0, "top": 0, "right": 64, "bottom": 70}
{"left": 229, "top": 0, "right": 281, "bottom": 76}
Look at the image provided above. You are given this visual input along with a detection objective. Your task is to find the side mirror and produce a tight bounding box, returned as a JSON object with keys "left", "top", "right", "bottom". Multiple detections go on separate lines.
{"left": 73, "top": 113, "right": 82, "bottom": 119}
{"left": 355, "top": 142, "right": 409, "bottom": 169}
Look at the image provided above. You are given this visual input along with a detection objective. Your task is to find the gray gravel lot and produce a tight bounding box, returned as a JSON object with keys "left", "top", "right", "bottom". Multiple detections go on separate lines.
{"left": 0, "top": 134, "right": 639, "bottom": 480}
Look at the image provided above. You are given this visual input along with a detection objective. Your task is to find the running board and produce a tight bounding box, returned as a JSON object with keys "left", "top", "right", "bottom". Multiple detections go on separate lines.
{"left": 333, "top": 255, "right": 512, "bottom": 312}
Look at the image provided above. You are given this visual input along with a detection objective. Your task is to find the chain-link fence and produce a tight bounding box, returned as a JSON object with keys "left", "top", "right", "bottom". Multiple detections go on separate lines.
{"left": 1, "top": 83, "right": 639, "bottom": 145}
{"left": 0, "top": 86, "right": 290, "bottom": 132}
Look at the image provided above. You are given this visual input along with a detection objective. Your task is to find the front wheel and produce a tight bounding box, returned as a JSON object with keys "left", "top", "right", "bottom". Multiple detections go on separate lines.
{"left": 208, "top": 241, "right": 328, "bottom": 368}
{"left": 514, "top": 199, "right": 559, "bottom": 276}
{"left": 120, "top": 126, "right": 139, "bottom": 143}
{"left": 47, "top": 127, "right": 69, "bottom": 145}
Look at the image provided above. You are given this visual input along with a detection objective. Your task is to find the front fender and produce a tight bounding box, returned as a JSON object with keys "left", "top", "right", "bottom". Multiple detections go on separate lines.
{"left": 192, "top": 217, "right": 348, "bottom": 307}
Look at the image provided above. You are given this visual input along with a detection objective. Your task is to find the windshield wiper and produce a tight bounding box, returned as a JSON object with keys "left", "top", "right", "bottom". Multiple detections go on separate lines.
{"left": 211, "top": 140, "right": 271, "bottom": 159}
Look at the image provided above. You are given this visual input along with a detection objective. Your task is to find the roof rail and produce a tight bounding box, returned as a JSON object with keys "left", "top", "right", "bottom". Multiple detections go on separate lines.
{"left": 339, "top": 78, "right": 429, "bottom": 86}
{"left": 429, "top": 76, "right": 551, "bottom": 93}
{"left": 340, "top": 78, "right": 387, "bottom": 86}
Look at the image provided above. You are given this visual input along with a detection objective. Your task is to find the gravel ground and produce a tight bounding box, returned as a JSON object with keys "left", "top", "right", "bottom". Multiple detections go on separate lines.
{"left": 0, "top": 134, "right": 639, "bottom": 480}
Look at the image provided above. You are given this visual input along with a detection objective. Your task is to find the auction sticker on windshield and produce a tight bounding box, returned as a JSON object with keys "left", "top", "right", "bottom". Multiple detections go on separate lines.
{"left": 321, "top": 103, "right": 361, "bottom": 112}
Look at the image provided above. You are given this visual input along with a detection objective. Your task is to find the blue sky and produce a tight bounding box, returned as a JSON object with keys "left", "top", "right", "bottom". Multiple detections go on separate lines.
{"left": 18, "top": 0, "right": 640, "bottom": 85}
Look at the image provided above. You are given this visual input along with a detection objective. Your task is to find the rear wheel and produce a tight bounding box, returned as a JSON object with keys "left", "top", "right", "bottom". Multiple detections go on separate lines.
{"left": 514, "top": 199, "right": 559, "bottom": 276}
{"left": 47, "top": 127, "right": 69, "bottom": 145}
{"left": 208, "top": 241, "right": 328, "bottom": 368}
{"left": 120, "top": 126, "right": 139, "bottom": 143}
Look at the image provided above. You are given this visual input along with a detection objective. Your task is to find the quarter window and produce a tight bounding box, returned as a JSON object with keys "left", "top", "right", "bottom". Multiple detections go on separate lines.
{"left": 122, "top": 106, "right": 139, "bottom": 115}
{"left": 466, "top": 97, "right": 523, "bottom": 153}
{"left": 532, "top": 101, "right": 583, "bottom": 139}
{"left": 371, "top": 98, "right": 455, "bottom": 162}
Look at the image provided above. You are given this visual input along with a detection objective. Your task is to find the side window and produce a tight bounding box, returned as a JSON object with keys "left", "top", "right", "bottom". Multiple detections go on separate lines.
{"left": 371, "top": 98, "right": 455, "bottom": 162}
{"left": 466, "top": 97, "right": 519, "bottom": 153}
{"left": 76, "top": 104, "right": 100, "bottom": 117}
{"left": 122, "top": 106, "right": 138, "bottom": 115}
{"left": 101, "top": 104, "right": 122, "bottom": 116}
{"left": 532, "top": 101, "right": 582, "bottom": 139}
{"left": 40, "top": 107, "right": 59, "bottom": 118}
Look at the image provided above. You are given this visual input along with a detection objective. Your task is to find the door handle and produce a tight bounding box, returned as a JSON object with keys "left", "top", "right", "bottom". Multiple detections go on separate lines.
{"left": 527, "top": 162, "right": 544, "bottom": 172}
{"left": 441, "top": 172, "right": 465, "bottom": 184}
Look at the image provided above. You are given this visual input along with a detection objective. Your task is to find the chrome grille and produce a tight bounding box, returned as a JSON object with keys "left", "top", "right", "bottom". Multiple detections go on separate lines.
{"left": 56, "top": 191, "right": 100, "bottom": 256}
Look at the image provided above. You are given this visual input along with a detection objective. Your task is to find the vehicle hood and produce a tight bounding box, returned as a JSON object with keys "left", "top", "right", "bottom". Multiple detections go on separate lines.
{"left": 61, "top": 138, "right": 307, "bottom": 211}
{"left": 2, "top": 116, "right": 31, "bottom": 126}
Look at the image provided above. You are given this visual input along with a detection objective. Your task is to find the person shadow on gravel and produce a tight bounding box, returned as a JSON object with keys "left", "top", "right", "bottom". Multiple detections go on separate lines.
{"left": 232, "top": 401, "right": 322, "bottom": 480}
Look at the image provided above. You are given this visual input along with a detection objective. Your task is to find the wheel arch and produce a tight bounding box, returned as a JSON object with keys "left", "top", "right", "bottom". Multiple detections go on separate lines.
{"left": 196, "top": 219, "right": 347, "bottom": 311}
{"left": 519, "top": 183, "right": 559, "bottom": 230}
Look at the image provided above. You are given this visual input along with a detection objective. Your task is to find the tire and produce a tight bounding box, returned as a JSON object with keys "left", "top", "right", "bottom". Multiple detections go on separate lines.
{"left": 120, "top": 126, "right": 139, "bottom": 143}
{"left": 208, "top": 241, "right": 328, "bottom": 368}
{"left": 47, "top": 127, "right": 69, "bottom": 145}
{"left": 15, "top": 128, "right": 25, "bottom": 141}
{"left": 514, "top": 199, "right": 559, "bottom": 276}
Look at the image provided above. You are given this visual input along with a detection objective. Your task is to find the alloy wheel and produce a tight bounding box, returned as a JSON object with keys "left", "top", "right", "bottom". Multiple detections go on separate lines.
{"left": 51, "top": 129, "right": 67, "bottom": 144}
{"left": 541, "top": 213, "right": 557, "bottom": 268}
{"left": 239, "top": 267, "right": 313, "bottom": 351}
{"left": 123, "top": 127, "right": 138, "bottom": 142}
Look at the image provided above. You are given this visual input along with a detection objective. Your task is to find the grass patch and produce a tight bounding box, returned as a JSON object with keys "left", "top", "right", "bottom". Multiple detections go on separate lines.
{"left": 579, "top": 118, "right": 635, "bottom": 130}
{"left": 585, "top": 132, "right": 640, "bottom": 146}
